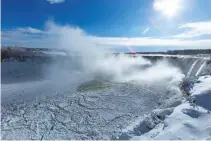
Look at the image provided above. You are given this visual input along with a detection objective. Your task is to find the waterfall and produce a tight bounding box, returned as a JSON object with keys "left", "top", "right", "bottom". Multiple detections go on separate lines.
{"left": 195, "top": 61, "right": 206, "bottom": 77}
{"left": 187, "top": 60, "right": 199, "bottom": 77}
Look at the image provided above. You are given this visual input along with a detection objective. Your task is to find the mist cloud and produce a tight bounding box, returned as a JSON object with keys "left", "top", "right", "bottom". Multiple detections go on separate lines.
{"left": 41, "top": 21, "right": 185, "bottom": 85}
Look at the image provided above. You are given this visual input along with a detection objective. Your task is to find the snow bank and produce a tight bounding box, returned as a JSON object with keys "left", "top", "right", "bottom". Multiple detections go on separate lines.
{"left": 132, "top": 75, "right": 211, "bottom": 140}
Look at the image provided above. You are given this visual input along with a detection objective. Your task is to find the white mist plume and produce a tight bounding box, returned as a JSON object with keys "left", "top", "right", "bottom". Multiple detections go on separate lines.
{"left": 44, "top": 21, "right": 184, "bottom": 84}
{"left": 93, "top": 55, "right": 184, "bottom": 84}
{"left": 45, "top": 21, "right": 107, "bottom": 70}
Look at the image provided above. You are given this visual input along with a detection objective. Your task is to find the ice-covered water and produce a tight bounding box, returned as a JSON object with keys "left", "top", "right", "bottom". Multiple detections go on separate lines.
{"left": 1, "top": 55, "right": 205, "bottom": 139}
{"left": 2, "top": 54, "right": 211, "bottom": 139}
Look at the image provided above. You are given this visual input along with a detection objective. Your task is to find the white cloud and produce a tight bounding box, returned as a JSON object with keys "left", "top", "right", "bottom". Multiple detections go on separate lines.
{"left": 2, "top": 21, "right": 211, "bottom": 50}
{"left": 47, "top": 0, "right": 65, "bottom": 4}
{"left": 2, "top": 27, "right": 52, "bottom": 48}
{"left": 174, "top": 21, "right": 211, "bottom": 38}
{"left": 142, "top": 28, "right": 150, "bottom": 35}
{"left": 90, "top": 37, "right": 211, "bottom": 49}
{"left": 17, "top": 27, "right": 44, "bottom": 34}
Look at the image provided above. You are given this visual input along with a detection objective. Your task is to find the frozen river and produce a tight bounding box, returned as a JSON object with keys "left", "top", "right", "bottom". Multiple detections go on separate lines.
{"left": 1, "top": 77, "right": 182, "bottom": 140}
{"left": 2, "top": 55, "right": 210, "bottom": 140}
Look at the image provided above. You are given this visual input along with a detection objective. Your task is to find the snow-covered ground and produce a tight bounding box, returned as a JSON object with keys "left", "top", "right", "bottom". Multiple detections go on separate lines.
{"left": 131, "top": 75, "right": 211, "bottom": 140}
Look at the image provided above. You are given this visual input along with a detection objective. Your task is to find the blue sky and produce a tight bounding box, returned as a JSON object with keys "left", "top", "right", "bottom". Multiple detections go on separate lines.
{"left": 2, "top": 0, "right": 211, "bottom": 52}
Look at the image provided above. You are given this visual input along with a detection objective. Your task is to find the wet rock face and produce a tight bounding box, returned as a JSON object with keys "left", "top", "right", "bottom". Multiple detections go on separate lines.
{"left": 204, "top": 59, "right": 211, "bottom": 75}
{"left": 206, "top": 59, "right": 211, "bottom": 65}
{"left": 180, "top": 77, "right": 196, "bottom": 93}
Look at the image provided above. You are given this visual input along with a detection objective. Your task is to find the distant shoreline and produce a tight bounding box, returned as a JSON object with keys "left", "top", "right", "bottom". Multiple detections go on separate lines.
{"left": 1, "top": 46, "right": 211, "bottom": 61}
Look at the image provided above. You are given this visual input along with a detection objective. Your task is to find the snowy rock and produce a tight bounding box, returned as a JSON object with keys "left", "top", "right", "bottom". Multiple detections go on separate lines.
{"left": 134, "top": 75, "right": 211, "bottom": 140}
